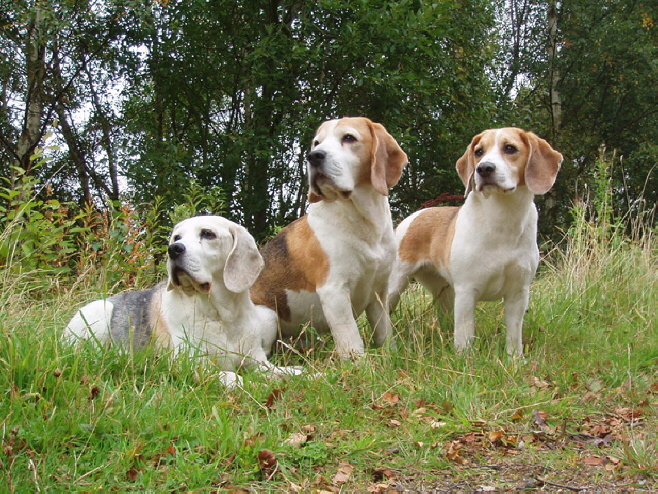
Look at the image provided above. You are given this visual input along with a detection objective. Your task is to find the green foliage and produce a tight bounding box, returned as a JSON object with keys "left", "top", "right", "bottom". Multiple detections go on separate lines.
{"left": 0, "top": 161, "right": 82, "bottom": 289}
{"left": 0, "top": 175, "right": 655, "bottom": 489}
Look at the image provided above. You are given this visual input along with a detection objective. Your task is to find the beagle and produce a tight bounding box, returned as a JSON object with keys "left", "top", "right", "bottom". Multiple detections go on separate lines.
{"left": 251, "top": 117, "right": 408, "bottom": 358}
{"left": 388, "top": 128, "right": 562, "bottom": 356}
{"left": 65, "top": 216, "right": 302, "bottom": 387}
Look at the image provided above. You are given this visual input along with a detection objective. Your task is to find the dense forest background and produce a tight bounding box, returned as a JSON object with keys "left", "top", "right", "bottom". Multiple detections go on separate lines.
{"left": 1, "top": 0, "right": 656, "bottom": 242}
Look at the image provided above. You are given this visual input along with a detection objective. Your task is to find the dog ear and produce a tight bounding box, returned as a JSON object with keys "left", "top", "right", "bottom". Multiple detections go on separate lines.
{"left": 308, "top": 191, "right": 323, "bottom": 203}
{"left": 370, "top": 121, "right": 408, "bottom": 196}
{"left": 224, "top": 224, "right": 265, "bottom": 293}
{"left": 456, "top": 133, "right": 481, "bottom": 197}
{"left": 524, "top": 132, "right": 563, "bottom": 194}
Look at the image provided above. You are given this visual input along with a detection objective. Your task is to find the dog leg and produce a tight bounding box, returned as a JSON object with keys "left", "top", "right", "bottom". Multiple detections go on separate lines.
{"left": 366, "top": 293, "right": 394, "bottom": 348}
{"left": 504, "top": 290, "right": 529, "bottom": 356}
{"left": 317, "top": 286, "right": 365, "bottom": 358}
{"left": 387, "top": 265, "right": 411, "bottom": 312}
{"left": 453, "top": 289, "right": 477, "bottom": 352}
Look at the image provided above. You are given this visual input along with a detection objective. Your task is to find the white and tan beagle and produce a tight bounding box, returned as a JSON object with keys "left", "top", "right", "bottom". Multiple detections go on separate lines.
{"left": 251, "top": 117, "right": 408, "bottom": 358}
{"left": 389, "top": 128, "right": 562, "bottom": 356}
{"left": 65, "top": 216, "right": 302, "bottom": 387}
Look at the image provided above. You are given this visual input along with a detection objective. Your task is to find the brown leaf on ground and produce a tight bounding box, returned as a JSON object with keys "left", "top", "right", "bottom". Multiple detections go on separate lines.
{"left": 530, "top": 376, "right": 553, "bottom": 389}
{"left": 446, "top": 440, "right": 467, "bottom": 464}
{"left": 257, "top": 449, "right": 277, "bottom": 475}
{"left": 332, "top": 461, "right": 354, "bottom": 485}
{"left": 284, "top": 432, "right": 309, "bottom": 448}
{"left": 612, "top": 406, "right": 643, "bottom": 422}
{"left": 532, "top": 409, "right": 548, "bottom": 430}
{"left": 382, "top": 391, "right": 400, "bottom": 404}
{"left": 244, "top": 432, "right": 264, "bottom": 447}
{"left": 583, "top": 455, "right": 605, "bottom": 466}
{"left": 265, "top": 388, "right": 284, "bottom": 409}
{"left": 126, "top": 466, "right": 139, "bottom": 482}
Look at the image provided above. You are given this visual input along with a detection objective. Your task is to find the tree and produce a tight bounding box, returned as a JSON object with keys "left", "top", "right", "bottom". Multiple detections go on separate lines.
{"left": 121, "top": 0, "right": 499, "bottom": 236}
{"left": 491, "top": 0, "right": 657, "bottom": 236}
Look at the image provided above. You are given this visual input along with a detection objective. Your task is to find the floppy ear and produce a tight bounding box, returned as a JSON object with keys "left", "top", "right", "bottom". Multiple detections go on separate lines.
{"left": 455, "top": 133, "right": 481, "bottom": 197}
{"left": 524, "top": 132, "right": 563, "bottom": 194}
{"left": 224, "top": 224, "right": 265, "bottom": 293}
{"left": 370, "top": 121, "right": 408, "bottom": 196}
{"left": 166, "top": 261, "right": 176, "bottom": 291}
{"left": 308, "top": 191, "right": 323, "bottom": 203}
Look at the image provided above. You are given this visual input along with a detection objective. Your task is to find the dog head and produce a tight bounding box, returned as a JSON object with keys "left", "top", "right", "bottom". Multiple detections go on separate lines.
{"left": 166, "top": 216, "right": 264, "bottom": 294}
{"left": 456, "top": 128, "right": 563, "bottom": 197}
{"left": 306, "top": 117, "right": 408, "bottom": 203}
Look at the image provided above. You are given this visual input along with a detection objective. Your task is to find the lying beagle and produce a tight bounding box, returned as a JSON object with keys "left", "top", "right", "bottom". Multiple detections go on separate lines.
{"left": 389, "top": 128, "right": 562, "bottom": 356}
{"left": 251, "top": 117, "right": 408, "bottom": 358}
{"left": 65, "top": 216, "right": 302, "bottom": 387}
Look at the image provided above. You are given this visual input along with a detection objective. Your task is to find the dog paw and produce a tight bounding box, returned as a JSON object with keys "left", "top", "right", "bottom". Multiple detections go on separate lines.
{"left": 218, "top": 370, "right": 243, "bottom": 389}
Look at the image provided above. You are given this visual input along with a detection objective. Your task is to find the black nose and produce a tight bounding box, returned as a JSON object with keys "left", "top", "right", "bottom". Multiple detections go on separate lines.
{"left": 307, "top": 150, "right": 326, "bottom": 168}
{"left": 168, "top": 242, "right": 186, "bottom": 259}
{"left": 476, "top": 162, "right": 496, "bottom": 177}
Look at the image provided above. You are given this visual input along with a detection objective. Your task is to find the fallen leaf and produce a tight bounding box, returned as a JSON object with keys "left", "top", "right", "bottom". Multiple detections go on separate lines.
{"left": 301, "top": 424, "right": 316, "bottom": 433}
{"left": 488, "top": 430, "right": 505, "bottom": 443}
{"left": 332, "top": 461, "right": 354, "bottom": 485}
{"left": 126, "top": 467, "right": 139, "bottom": 481}
{"left": 382, "top": 391, "right": 400, "bottom": 404}
{"left": 89, "top": 385, "right": 101, "bottom": 400}
{"left": 257, "top": 449, "right": 277, "bottom": 473}
{"left": 284, "top": 432, "right": 308, "bottom": 448}
{"left": 265, "top": 389, "right": 284, "bottom": 409}
{"left": 532, "top": 409, "right": 548, "bottom": 430}
{"left": 372, "top": 467, "right": 396, "bottom": 481}
{"left": 244, "top": 432, "right": 264, "bottom": 447}
{"left": 586, "top": 378, "right": 603, "bottom": 393}
{"left": 446, "top": 440, "right": 467, "bottom": 464}
{"left": 531, "top": 376, "right": 552, "bottom": 389}
{"left": 613, "top": 407, "right": 643, "bottom": 422}
{"left": 387, "top": 419, "right": 402, "bottom": 428}
{"left": 583, "top": 455, "right": 604, "bottom": 466}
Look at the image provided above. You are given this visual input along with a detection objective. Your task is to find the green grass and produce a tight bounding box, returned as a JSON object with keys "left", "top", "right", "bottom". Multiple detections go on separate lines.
{"left": 1, "top": 226, "right": 656, "bottom": 491}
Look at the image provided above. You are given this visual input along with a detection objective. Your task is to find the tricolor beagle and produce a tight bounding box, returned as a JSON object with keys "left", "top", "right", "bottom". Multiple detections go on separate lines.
{"left": 251, "top": 117, "right": 408, "bottom": 358}
{"left": 65, "top": 216, "right": 302, "bottom": 387}
{"left": 389, "top": 128, "right": 562, "bottom": 356}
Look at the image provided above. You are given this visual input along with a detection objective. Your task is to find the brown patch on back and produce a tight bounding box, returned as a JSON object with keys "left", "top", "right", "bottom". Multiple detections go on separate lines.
{"left": 250, "top": 216, "right": 329, "bottom": 322}
{"left": 399, "top": 207, "right": 459, "bottom": 270}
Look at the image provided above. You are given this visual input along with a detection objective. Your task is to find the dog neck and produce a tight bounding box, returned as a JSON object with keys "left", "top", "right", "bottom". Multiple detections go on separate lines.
{"left": 464, "top": 185, "right": 537, "bottom": 236}
{"left": 309, "top": 184, "right": 394, "bottom": 241}
{"left": 175, "top": 284, "right": 257, "bottom": 327}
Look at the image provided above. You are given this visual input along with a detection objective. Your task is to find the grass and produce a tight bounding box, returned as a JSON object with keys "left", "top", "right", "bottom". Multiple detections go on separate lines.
{"left": 0, "top": 218, "right": 656, "bottom": 492}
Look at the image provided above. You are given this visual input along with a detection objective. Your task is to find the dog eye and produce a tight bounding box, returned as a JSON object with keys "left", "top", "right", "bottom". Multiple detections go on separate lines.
{"left": 504, "top": 144, "right": 518, "bottom": 154}
{"left": 200, "top": 229, "right": 216, "bottom": 240}
{"left": 342, "top": 134, "right": 357, "bottom": 143}
{"left": 474, "top": 148, "right": 484, "bottom": 157}
{"left": 313, "top": 140, "right": 320, "bottom": 147}
{"left": 173, "top": 234, "right": 181, "bottom": 242}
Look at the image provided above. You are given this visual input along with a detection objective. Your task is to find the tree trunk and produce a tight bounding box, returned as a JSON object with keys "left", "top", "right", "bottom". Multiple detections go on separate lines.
{"left": 547, "top": 2, "right": 562, "bottom": 138}
{"left": 15, "top": 6, "right": 47, "bottom": 177}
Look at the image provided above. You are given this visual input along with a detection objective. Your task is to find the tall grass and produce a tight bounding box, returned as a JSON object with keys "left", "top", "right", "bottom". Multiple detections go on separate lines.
{"left": 0, "top": 159, "right": 655, "bottom": 490}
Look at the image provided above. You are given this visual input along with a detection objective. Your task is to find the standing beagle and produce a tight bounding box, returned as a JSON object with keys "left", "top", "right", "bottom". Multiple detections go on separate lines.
{"left": 251, "top": 117, "right": 408, "bottom": 358}
{"left": 389, "top": 128, "right": 562, "bottom": 356}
